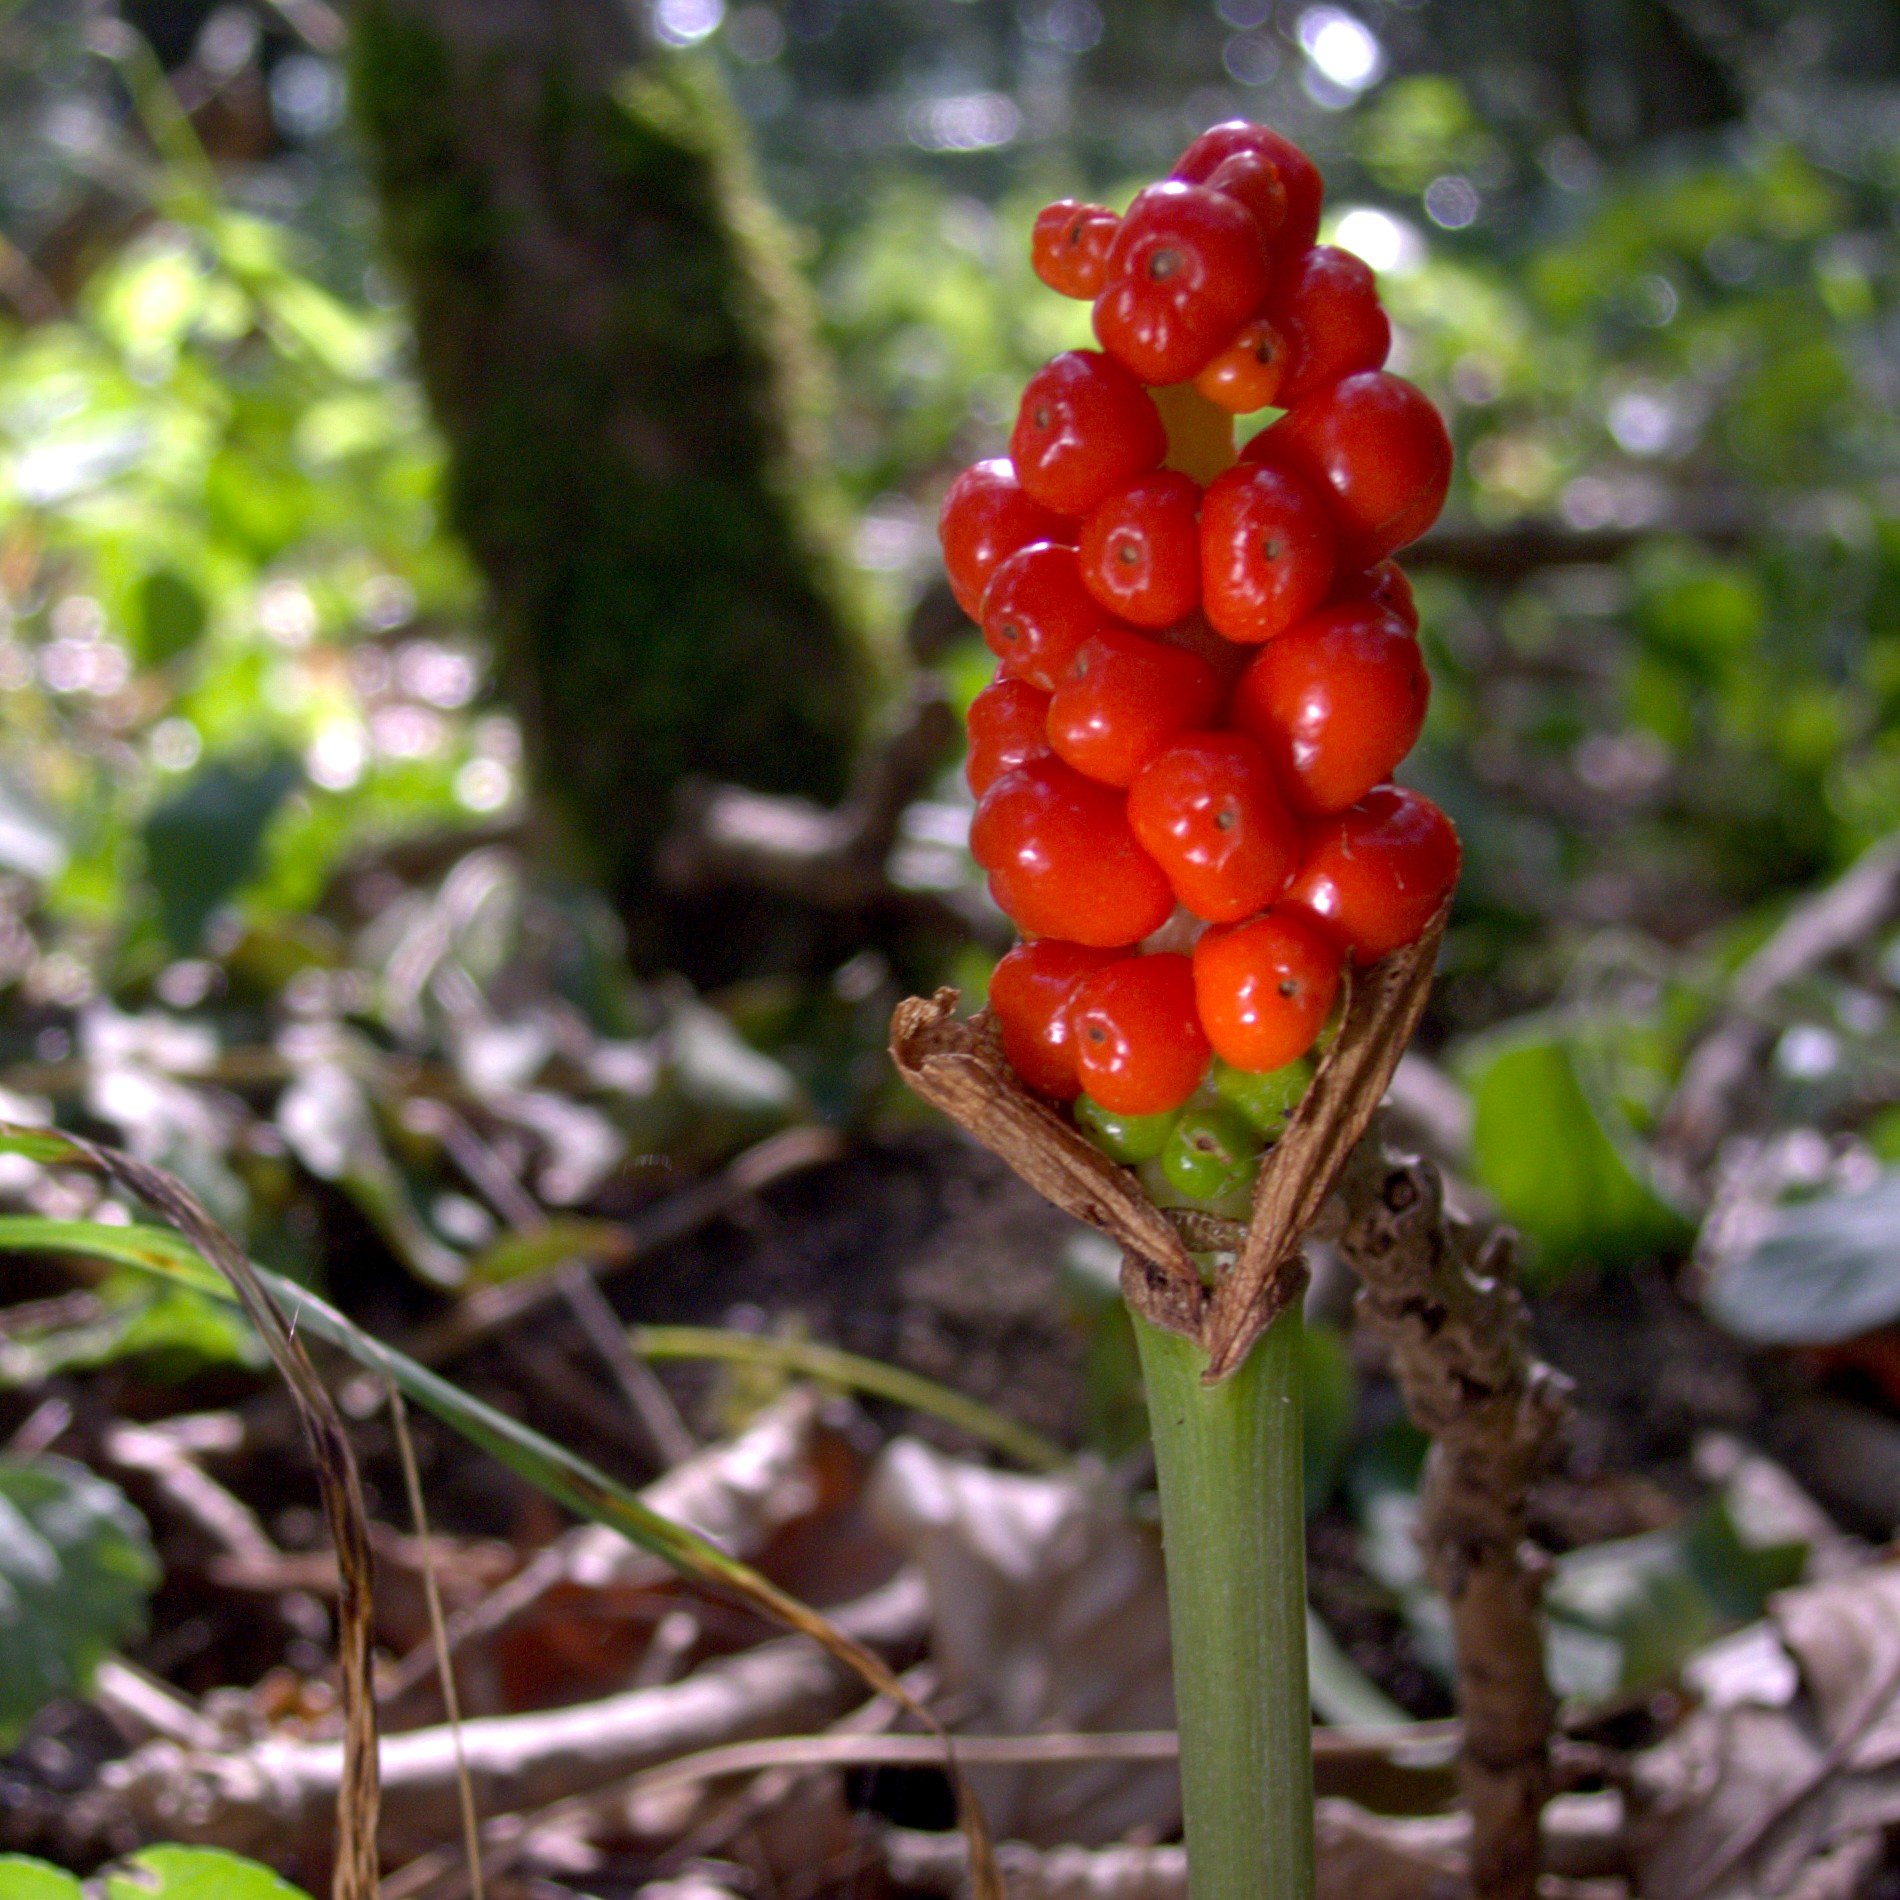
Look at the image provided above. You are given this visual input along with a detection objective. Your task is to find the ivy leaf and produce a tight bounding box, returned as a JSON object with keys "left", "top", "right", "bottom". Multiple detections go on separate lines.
{"left": 1467, "top": 1031, "right": 1689, "bottom": 1282}
{"left": 0, "top": 1856, "right": 84, "bottom": 1900}
{"left": 103, "top": 1848, "right": 312, "bottom": 1900}
{"left": 1703, "top": 1172, "right": 1900, "bottom": 1345}
{"left": 142, "top": 754, "right": 300, "bottom": 952}
{"left": 0, "top": 1457, "right": 158, "bottom": 1744}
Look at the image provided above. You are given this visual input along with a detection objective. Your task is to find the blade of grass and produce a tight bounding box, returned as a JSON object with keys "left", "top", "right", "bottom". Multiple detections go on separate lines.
{"left": 627, "top": 1324, "right": 1068, "bottom": 1472}
{"left": 0, "top": 1181, "right": 1000, "bottom": 1900}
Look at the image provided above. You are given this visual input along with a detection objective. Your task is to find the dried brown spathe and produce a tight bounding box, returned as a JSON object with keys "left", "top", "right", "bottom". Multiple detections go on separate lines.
{"left": 890, "top": 906, "right": 1446, "bottom": 1382}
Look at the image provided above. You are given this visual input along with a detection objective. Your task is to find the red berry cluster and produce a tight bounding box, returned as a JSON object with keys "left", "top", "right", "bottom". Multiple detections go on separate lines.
{"left": 940, "top": 121, "right": 1460, "bottom": 1156}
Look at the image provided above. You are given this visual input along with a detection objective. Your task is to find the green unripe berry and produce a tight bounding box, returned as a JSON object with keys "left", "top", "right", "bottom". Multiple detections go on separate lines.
{"left": 1212, "top": 1053, "right": 1316, "bottom": 1138}
{"left": 1162, "top": 1105, "right": 1262, "bottom": 1202}
{"left": 1135, "top": 1155, "right": 1255, "bottom": 1221}
{"left": 1075, "top": 1095, "right": 1180, "bottom": 1164}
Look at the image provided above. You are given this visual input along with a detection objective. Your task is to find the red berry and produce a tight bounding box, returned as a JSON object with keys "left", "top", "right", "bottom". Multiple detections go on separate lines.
{"left": 1283, "top": 785, "right": 1460, "bottom": 963}
{"left": 1231, "top": 603, "right": 1429, "bottom": 816}
{"left": 1011, "top": 351, "right": 1166, "bottom": 518}
{"left": 971, "top": 757, "right": 1175, "bottom": 947}
{"left": 981, "top": 542, "right": 1116, "bottom": 691}
{"left": 987, "top": 939, "right": 1119, "bottom": 1098}
{"left": 940, "top": 459, "right": 1069, "bottom": 619}
{"left": 1093, "top": 182, "right": 1273, "bottom": 386}
{"left": 1193, "top": 909, "right": 1342, "bottom": 1073}
{"left": 966, "top": 676, "right": 1053, "bottom": 797}
{"left": 1174, "top": 121, "right": 1324, "bottom": 254}
{"left": 1247, "top": 371, "right": 1452, "bottom": 567}
{"left": 1270, "top": 246, "right": 1391, "bottom": 409}
{"left": 1193, "top": 315, "right": 1289, "bottom": 415}
{"left": 1032, "top": 200, "right": 1121, "bottom": 300}
{"left": 1047, "top": 626, "right": 1222, "bottom": 788}
{"left": 1328, "top": 559, "right": 1418, "bottom": 632}
{"left": 1078, "top": 470, "right": 1202, "bottom": 628}
{"left": 1151, "top": 609, "right": 1254, "bottom": 697}
{"left": 1199, "top": 461, "right": 1338, "bottom": 645}
{"left": 1072, "top": 953, "right": 1211, "bottom": 1115}
{"left": 1127, "top": 730, "right": 1302, "bottom": 923}
{"left": 1204, "top": 150, "right": 1288, "bottom": 241}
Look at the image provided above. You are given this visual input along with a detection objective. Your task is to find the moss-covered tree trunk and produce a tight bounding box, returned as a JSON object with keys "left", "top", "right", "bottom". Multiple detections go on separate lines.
{"left": 349, "top": 0, "right": 875, "bottom": 957}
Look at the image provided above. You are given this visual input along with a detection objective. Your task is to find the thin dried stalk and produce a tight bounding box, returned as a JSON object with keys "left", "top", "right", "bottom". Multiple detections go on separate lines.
{"left": 1330, "top": 1140, "right": 1571, "bottom": 1900}
{"left": 42, "top": 1134, "right": 381, "bottom": 1900}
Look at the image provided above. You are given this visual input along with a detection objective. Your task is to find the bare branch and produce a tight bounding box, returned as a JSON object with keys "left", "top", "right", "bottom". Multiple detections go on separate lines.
{"left": 658, "top": 680, "right": 959, "bottom": 910}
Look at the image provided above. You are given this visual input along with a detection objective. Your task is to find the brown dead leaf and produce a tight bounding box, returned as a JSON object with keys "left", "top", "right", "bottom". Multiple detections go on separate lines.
{"left": 866, "top": 1437, "right": 1177, "bottom": 1848}
{"left": 1631, "top": 1558, "right": 1900, "bottom": 1899}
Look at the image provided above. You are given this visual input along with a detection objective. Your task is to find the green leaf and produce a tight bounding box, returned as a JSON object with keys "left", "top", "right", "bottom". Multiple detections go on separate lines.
{"left": 104, "top": 1846, "right": 312, "bottom": 1900}
{"left": 1703, "top": 1171, "right": 1900, "bottom": 1345}
{"left": 133, "top": 568, "right": 208, "bottom": 667}
{"left": 0, "top": 1267, "right": 260, "bottom": 1387}
{"left": 1467, "top": 1031, "right": 1689, "bottom": 1281}
{"left": 0, "top": 1457, "right": 158, "bottom": 1744}
{"left": 142, "top": 754, "right": 300, "bottom": 951}
{"left": 0, "top": 1854, "right": 85, "bottom": 1900}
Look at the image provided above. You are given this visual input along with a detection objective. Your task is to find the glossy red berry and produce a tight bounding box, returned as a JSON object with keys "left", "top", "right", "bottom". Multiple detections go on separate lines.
{"left": 939, "top": 459, "right": 1069, "bottom": 619}
{"left": 1094, "top": 182, "right": 1273, "bottom": 386}
{"left": 1199, "top": 461, "right": 1337, "bottom": 645}
{"left": 1193, "top": 315, "right": 1289, "bottom": 415}
{"left": 1193, "top": 909, "right": 1342, "bottom": 1073}
{"left": 1078, "top": 470, "right": 1202, "bottom": 628}
{"left": 971, "top": 757, "right": 1175, "bottom": 947}
{"left": 1011, "top": 351, "right": 1166, "bottom": 518}
{"left": 1203, "top": 150, "right": 1288, "bottom": 240}
{"left": 1174, "top": 121, "right": 1323, "bottom": 254}
{"left": 987, "top": 939, "right": 1119, "bottom": 1098}
{"left": 1270, "top": 246, "right": 1391, "bottom": 409}
{"left": 1232, "top": 603, "right": 1429, "bottom": 816}
{"left": 1283, "top": 785, "right": 1461, "bottom": 963}
{"left": 981, "top": 542, "right": 1116, "bottom": 691}
{"left": 1248, "top": 371, "right": 1452, "bottom": 567}
{"left": 1128, "top": 730, "right": 1302, "bottom": 923}
{"left": 1032, "top": 200, "right": 1121, "bottom": 300}
{"left": 1328, "top": 559, "right": 1418, "bottom": 632}
{"left": 1047, "top": 626, "right": 1222, "bottom": 788}
{"left": 966, "top": 676, "right": 1053, "bottom": 797}
{"left": 1072, "top": 953, "right": 1211, "bottom": 1115}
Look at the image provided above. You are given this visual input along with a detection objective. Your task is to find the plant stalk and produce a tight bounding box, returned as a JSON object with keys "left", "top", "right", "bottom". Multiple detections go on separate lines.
{"left": 1135, "top": 1305, "right": 1314, "bottom": 1900}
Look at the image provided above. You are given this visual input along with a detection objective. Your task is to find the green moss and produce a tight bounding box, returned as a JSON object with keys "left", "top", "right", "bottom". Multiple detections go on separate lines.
{"left": 349, "top": 6, "right": 879, "bottom": 937}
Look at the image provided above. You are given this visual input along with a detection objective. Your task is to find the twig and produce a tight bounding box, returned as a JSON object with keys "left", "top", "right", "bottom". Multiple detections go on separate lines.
{"left": 1407, "top": 508, "right": 1751, "bottom": 580}
{"left": 104, "top": 1570, "right": 930, "bottom": 1864}
{"left": 1657, "top": 831, "right": 1900, "bottom": 1181}
{"left": 1328, "top": 1140, "right": 1572, "bottom": 1900}
{"left": 376, "top": 1387, "right": 829, "bottom": 1706}
{"left": 658, "top": 680, "right": 959, "bottom": 909}
{"left": 388, "top": 1382, "right": 485, "bottom": 1900}
{"left": 882, "top": 1791, "right": 1628, "bottom": 1898}
{"left": 405, "top": 1125, "right": 845, "bottom": 1364}
{"left": 556, "top": 1262, "right": 697, "bottom": 1467}
{"left": 100, "top": 1419, "right": 278, "bottom": 1570}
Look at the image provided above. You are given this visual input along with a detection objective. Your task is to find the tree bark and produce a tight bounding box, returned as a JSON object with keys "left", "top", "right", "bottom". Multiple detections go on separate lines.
{"left": 348, "top": 0, "right": 875, "bottom": 959}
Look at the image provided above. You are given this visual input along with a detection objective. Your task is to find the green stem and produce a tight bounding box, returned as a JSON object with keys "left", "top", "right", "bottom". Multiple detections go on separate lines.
{"left": 1135, "top": 1306, "right": 1314, "bottom": 1900}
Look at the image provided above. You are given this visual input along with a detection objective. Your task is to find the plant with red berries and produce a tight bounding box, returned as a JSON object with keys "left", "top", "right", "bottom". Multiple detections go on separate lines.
{"left": 923, "top": 119, "right": 1461, "bottom": 1900}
